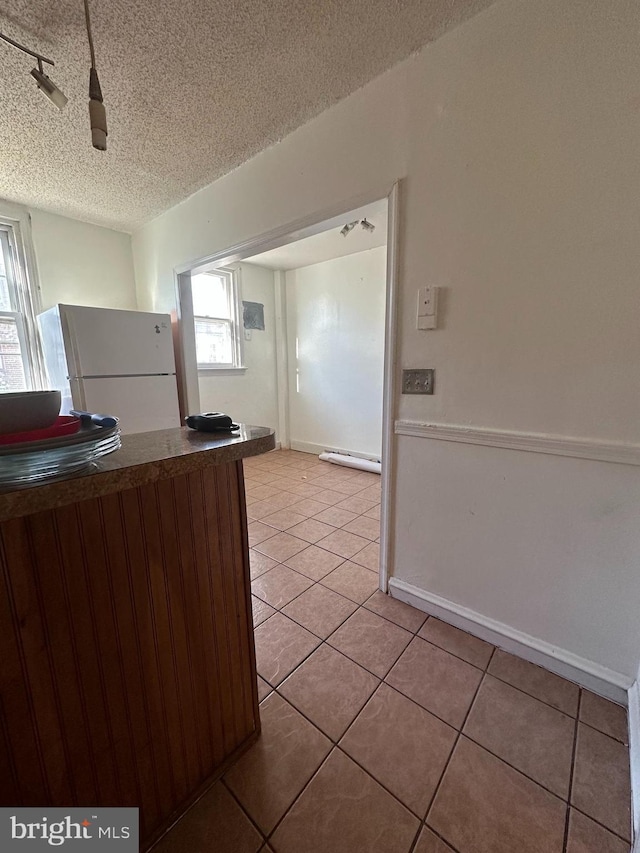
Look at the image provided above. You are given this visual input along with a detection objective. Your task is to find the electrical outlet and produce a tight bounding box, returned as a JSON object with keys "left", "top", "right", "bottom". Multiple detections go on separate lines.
{"left": 402, "top": 369, "right": 434, "bottom": 394}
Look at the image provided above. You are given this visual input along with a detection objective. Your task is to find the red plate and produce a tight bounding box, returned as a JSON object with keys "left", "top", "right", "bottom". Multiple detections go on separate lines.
{"left": 0, "top": 415, "right": 82, "bottom": 446}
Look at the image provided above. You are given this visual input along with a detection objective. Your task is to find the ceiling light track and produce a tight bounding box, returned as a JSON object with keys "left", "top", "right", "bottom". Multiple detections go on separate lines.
{"left": 0, "top": 29, "right": 68, "bottom": 109}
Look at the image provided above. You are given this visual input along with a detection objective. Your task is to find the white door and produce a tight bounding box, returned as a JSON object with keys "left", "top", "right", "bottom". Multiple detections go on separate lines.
{"left": 62, "top": 305, "right": 176, "bottom": 377}
{"left": 72, "top": 375, "right": 181, "bottom": 434}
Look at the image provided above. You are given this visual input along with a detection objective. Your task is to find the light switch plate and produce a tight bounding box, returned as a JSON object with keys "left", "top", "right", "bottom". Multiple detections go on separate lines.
{"left": 402, "top": 369, "right": 434, "bottom": 394}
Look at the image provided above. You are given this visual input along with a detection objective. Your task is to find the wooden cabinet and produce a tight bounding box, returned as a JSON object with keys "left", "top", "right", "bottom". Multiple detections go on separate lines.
{"left": 0, "top": 459, "right": 259, "bottom": 849}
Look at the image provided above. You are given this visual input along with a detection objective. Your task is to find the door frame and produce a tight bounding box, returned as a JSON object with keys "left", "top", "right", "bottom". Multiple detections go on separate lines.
{"left": 173, "top": 181, "right": 400, "bottom": 592}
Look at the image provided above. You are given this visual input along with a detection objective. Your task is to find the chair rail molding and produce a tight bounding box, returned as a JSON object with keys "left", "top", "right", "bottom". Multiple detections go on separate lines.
{"left": 394, "top": 420, "right": 640, "bottom": 467}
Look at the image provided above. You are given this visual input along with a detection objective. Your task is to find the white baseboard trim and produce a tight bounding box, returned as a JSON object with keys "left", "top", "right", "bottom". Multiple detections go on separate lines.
{"left": 389, "top": 577, "right": 630, "bottom": 705}
{"left": 290, "top": 439, "right": 380, "bottom": 463}
{"left": 629, "top": 679, "right": 640, "bottom": 848}
{"left": 394, "top": 420, "right": 640, "bottom": 467}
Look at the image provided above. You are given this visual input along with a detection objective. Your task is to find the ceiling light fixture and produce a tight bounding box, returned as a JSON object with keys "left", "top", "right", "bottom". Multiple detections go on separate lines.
{"left": 361, "top": 218, "right": 375, "bottom": 233}
{"left": 340, "top": 220, "right": 358, "bottom": 237}
{"left": 84, "top": 0, "right": 107, "bottom": 151}
{"left": 0, "top": 30, "right": 68, "bottom": 109}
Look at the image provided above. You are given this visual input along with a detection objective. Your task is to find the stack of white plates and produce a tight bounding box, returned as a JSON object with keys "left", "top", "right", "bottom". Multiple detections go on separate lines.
{"left": 0, "top": 423, "right": 121, "bottom": 488}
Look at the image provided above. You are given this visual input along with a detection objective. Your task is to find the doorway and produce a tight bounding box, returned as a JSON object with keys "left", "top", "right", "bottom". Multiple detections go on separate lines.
{"left": 175, "top": 184, "right": 399, "bottom": 592}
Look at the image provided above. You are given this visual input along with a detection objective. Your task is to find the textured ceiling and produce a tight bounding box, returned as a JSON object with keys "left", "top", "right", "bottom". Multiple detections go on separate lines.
{"left": 0, "top": 0, "right": 494, "bottom": 231}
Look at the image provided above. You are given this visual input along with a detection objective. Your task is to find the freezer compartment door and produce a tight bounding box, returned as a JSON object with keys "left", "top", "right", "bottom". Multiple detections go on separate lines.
{"left": 61, "top": 305, "right": 177, "bottom": 377}
{"left": 70, "top": 375, "right": 181, "bottom": 434}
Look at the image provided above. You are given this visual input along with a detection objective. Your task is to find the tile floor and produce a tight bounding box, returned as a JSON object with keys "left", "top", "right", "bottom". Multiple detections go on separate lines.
{"left": 156, "top": 449, "right": 632, "bottom": 853}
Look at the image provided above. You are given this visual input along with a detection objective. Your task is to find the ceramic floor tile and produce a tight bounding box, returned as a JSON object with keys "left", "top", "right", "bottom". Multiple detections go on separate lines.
{"left": 284, "top": 545, "right": 345, "bottom": 581}
{"left": 419, "top": 618, "right": 494, "bottom": 669}
{"left": 252, "top": 595, "right": 276, "bottom": 627}
{"left": 328, "top": 608, "right": 412, "bottom": 677}
{"left": 334, "top": 496, "right": 379, "bottom": 515}
{"left": 257, "top": 675, "right": 271, "bottom": 702}
{"left": 321, "top": 561, "right": 379, "bottom": 604}
{"left": 313, "top": 472, "right": 357, "bottom": 489}
{"left": 330, "top": 480, "right": 372, "bottom": 497}
{"left": 282, "top": 584, "right": 358, "bottom": 639}
{"left": 356, "top": 484, "right": 382, "bottom": 501}
{"left": 270, "top": 748, "right": 419, "bottom": 853}
{"left": 488, "top": 650, "right": 579, "bottom": 716}
{"left": 350, "top": 541, "right": 380, "bottom": 570}
{"left": 244, "top": 470, "right": 276, "bottom": 486}
{"left": 571, "top": 723, "right": 631, "bottom": 839}
{"left": 288, "top": 498, "right": 328, "bottom": 518}
{"left": 154, "top": 781, "right": 262, "bottom": 853}
{"left": 251, "top": 564, "right": 313, "bottom": 608}
{"left": 285, "top": 482, "right": 325, "bottom": 499}
{"left": 248, "top": 521, "right": 279, "bottom": 547}
{"left": 363, "top": 590, "right": 428, "bottom": 633}
{"left": 224, "top": 692, "right": 331, "bottom": 834}
{"left": 278, "top": 644, "right": 379, "bottom": 740}
{"left": 313, "top": 506, "right": 359, "bottom": 528}
{"left": 463, "top": 675, "right": 575, "bottom": 797}
{"left": 313, "top": 489, "right": 349, "bottom": 506}
{"left": 386, "top": 636, "right": 482, "bottom": 728}
{"left": 254, "top": 612, "right": 320, "bottom": 686}
{"left": 340, "top": 683, "right": 456, "bottom": 816}
{"left": 580, "top": 691, "right": 628, "bottom": 744}
{"left": 566, "top": 809, "right": 630, "bottom": 853}
{"left": 413, "top": 827, "right": 456, "bottom": 853}
{"left": 364, "top": 504, "right": 381, "bottom": 520}
{"left": 248, "top": 493, "right": 301, "bottom": 519}
{"left": 428, "top": 737, "right": 567, "bottom": 853}
{"left": 284, "top": 457, "right": 322, "bottom": 471}
{"left": 246, "top": 484, "right": 283, "bottom": 500}
{"left": 286, "top": 518, "right": 336, "bottom": 544}
{"left": 259, "top": 508, "right": 308, "bottom": 531}
{"left": 249, "top": 549, "right": 278, "bottom": 581}
{"left": 276, "top": 476, "right": 315, "bottom": 491}
{"left": 253, "top": 532, "right": 308, "bottom": 562}
{"left": 342, "top": 515, "right": 381, "bottom": 541}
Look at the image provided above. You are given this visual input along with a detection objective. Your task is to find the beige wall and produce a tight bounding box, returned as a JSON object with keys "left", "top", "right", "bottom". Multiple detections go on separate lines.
{"left": 132, "top": 0, "right": 640, "bottom": 683}
{"left": 286, "top": 247, "right": 386, "bottom": 458}
{"left": 31, "top": 209, "right": 137, "bottom": 312}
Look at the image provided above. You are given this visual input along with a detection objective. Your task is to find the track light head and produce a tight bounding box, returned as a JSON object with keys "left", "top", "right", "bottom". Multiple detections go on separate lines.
{"left": 361, "top": 218, "right": 375, "bottom": 233}
{"left": 88, "top": 67, "right": 107, "bottom": 150}
{"left": 30, "top": 67, "right": 67, "bottom": 110}
{"left": 340, "top": 220, "right": 358, "bottom": 237}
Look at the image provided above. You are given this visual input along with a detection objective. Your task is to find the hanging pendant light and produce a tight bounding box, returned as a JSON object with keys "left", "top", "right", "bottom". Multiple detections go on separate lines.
{"left": 84, "top": 0, "right": 107, "bottom": 150}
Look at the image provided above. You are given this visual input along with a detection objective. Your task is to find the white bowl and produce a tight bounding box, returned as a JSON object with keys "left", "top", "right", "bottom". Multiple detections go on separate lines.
{"left": 0, "top": 390, "right": 62, "bottom": 435}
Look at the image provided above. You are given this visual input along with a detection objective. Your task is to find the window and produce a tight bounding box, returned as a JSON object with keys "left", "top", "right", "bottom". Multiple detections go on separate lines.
{"left": 0, "top": 217, "right": 44, "bottom": 392}
{"left": 191, "top": 267, "right": 243, "bottom": 370}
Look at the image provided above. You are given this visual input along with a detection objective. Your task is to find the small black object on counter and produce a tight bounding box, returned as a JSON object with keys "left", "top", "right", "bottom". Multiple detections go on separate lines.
{"left": 185, "top": 412, "right": 240, "bottom": 433}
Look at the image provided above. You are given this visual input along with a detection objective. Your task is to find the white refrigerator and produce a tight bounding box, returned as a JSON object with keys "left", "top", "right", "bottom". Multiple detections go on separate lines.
{"left": 38, "top": 304, "right": 181, "bottom": 434}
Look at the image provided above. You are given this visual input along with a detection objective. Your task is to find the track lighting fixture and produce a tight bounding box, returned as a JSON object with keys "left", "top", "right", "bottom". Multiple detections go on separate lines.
{"left": 84, "top": 0, "right": 107, "bottom": 150}
{"left": 340, "top": 221, "right": 358, "bottom": 237}
{"left": 340, "top": 218, "right": 376, "bottom": 237}
{"left": 0, "top": 31, "right": 67, "bottom": 110}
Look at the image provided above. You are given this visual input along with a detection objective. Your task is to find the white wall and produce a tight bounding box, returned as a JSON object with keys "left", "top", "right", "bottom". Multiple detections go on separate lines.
{"left": 31, "top": 209, "right": 137, "bottom": 312}
{"left": 285, "top": 247, "right": 386, "bottom": 458}
{"left": 132, "top": 0, "right": 640, "bottom": 683}
{"left": 198, "top": 263, "right": 278, "bottom": 431}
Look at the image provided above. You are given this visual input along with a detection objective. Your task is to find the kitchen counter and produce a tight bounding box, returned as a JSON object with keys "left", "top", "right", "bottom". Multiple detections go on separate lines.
{"left": 0, "top": 425, "right": 274, "bottom": 849}
{"left": 0, "top": 423, "right": 275, "bottom": 521}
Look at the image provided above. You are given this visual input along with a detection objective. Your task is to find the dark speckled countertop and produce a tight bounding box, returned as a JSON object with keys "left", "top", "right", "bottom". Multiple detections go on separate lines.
{"left": 0, "top": 424, "right": 275, "bottom": 521}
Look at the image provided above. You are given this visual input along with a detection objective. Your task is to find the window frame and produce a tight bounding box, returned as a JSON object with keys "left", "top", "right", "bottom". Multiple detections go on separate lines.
{"left": 0, "top": 204, "right": 47, "bottom": 391}
{"left": 191, "top": 266, "right": 245, "bottom": 373}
